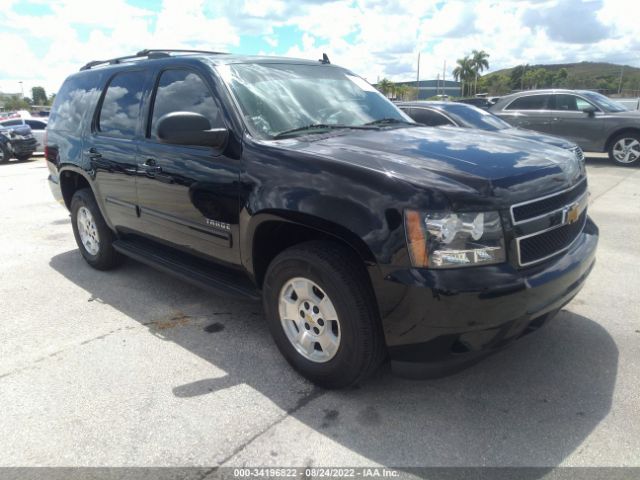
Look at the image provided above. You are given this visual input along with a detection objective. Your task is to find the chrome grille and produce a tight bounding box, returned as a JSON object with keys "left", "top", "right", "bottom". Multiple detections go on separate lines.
{"left": 512, "top": 179, "right": 589, "bottom": 267}
{"left": 511, "top": 179, "right": 587, "bottom": 224}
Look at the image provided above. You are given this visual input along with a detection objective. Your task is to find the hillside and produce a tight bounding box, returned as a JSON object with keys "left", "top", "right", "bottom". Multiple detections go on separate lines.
{"left": 480, "top": 61, "right": 640, "bottom": 96}
{"left": 488, "top": 61, "right": 639, "bottom": 78}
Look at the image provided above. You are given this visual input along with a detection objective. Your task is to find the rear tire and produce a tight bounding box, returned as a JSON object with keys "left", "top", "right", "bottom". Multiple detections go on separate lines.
{"left": 15, "top": 154, "right": 32, "bottom": 161}
{"left": 70, "top": 188, "right": 122, "bottom": 270}
{"left": 262, "top": 241, "right": 385, "bottom": 389}
{"left": 608, "top": 133, "right": 640, "bottom": 166}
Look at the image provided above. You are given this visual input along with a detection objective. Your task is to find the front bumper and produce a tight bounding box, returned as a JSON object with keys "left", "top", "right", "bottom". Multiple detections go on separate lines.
{"left": 381, "top": 216, "right": 599, "bottom": 378}
{"left": 10, "top": 137, "right": 37, "bottom": 156}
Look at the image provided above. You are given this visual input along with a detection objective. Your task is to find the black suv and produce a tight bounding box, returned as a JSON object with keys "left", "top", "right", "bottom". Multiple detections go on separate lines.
{"left": 46, "top": 50, "right": 598, "bottom": 388}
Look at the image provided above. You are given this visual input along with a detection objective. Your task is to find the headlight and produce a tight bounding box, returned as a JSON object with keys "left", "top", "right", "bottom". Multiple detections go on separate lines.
{"left": 404, "top": 210, "right": 505, "bottom": 268}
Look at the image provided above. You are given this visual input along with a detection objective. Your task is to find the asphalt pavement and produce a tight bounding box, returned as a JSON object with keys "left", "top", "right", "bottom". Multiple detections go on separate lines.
{"left": 0, "top": 155, "right": 638, "bottom": 471}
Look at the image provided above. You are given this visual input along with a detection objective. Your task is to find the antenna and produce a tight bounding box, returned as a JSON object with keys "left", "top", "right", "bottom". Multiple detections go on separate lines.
{"left": 319, "top": 53, "right": 331, "bottom": 65}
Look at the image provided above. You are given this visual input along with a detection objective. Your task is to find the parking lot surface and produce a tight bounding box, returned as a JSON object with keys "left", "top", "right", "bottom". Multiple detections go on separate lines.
{"left": 0, "top": 156, "right": 639, "bottom": 469}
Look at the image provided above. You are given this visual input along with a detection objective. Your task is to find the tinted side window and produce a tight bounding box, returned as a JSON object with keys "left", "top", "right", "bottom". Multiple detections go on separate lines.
{"left": 26, "top": 120, "right": 46, "bottom": 129}
{"left": 49, "top": 73, "right": 102, "bottom": 134}
{"left": 505, "top": 95, "right": 550, "bottom": 110}
{"left": 149, "top": 69, "right": 222, "bottom": 139}
{"left": 410, "top": 108, "right": 454, "bottom": 126}
{"left": 97, "top": 71, "right": 146, "bottom": 138}
{"left": 553, "top": 94, "right": 578, "bottom": 111}
{"left": 2, "top": 119, "right": 22, "bottom": 126}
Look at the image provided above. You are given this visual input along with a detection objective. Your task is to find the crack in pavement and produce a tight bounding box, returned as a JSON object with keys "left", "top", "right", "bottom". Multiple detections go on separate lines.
{"left": 0, "top": 324, "right": 141, "bottom": 381}
{"left": 211, "top": 387, "right": 326, "bottom": 471}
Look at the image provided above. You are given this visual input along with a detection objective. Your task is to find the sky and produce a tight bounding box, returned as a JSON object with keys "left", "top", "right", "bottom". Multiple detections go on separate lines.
{"left": 0, "top": 0, "right": 638, "bottom": 97}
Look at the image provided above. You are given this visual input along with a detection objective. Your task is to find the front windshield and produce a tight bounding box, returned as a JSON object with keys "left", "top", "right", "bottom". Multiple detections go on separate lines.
{"left": 445, "top": 103, "right": 512, "bottom": 131}
{"left": 581, "top": 91, "right": 627, "bottom": 112}
{"left": 218, "top": 63, "right": 413, "bottom": 139}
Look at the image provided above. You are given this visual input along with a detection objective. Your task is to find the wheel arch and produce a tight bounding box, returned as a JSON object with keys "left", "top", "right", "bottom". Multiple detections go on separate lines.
{"left": 59, "top": 167, "right": 93, "bottom": 210}
{"left": 246, "top": 211, "right": 378, "bottom": 289}
{"left": 604, "top": 127, "right": 640, "bottom": 153}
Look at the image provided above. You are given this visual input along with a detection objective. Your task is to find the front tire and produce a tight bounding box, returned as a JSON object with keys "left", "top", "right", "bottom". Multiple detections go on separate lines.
{"left": 262, "top": 241, "right": 385, "bottom": 389}
{"left": 608, "top": 134, "right": 640, "bottom": 166}
{"left": 0, "top": 144, "right": 9, "bottom": 164}
{"left": 70, "top": 188, "right": 122, "bottom": 270}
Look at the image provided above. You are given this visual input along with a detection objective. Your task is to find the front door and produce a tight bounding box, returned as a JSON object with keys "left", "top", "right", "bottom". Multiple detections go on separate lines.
{"left": 136, "top": 67, "right": 241, "bottom": 265}
{"left": 549, "top": 94, "right": 605, "bottom": 151}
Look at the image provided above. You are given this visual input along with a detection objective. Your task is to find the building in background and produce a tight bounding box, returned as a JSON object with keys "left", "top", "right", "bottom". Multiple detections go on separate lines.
{"left": 397, "top": 80, "right": 461, "bottom": 99}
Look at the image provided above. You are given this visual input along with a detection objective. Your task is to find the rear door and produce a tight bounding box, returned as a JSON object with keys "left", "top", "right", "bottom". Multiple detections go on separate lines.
{"left": 496, "top": 94, "right": 555, "bottom": 133}
{"left": 86, "top": 69, "right": 149, "bottom": 232}
{"left": 136, "top": 67, "right": 241, "bottom": 264}
{"left": 548, "top": 94, "right": 605, "bottom": 151}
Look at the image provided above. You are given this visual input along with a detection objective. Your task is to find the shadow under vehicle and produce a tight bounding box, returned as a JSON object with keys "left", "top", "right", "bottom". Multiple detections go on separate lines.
{"left": 50, "top": 248, "right": 618, "bottom": 474}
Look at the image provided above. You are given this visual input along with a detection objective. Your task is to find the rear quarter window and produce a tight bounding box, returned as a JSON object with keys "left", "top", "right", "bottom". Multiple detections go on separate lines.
{"left": 48, "top": 73, "right": 103, "bottom": 135}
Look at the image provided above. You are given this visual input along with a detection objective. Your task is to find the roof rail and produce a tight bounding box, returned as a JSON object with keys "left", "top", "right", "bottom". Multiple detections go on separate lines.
{"left": 79, "top": 49, "right": 227, "bottom": 71}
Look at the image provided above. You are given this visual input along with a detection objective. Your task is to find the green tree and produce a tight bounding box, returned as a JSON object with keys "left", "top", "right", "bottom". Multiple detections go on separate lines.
{"left": 555, "top": 68, "right": 569, "bottom": 87}
{"left": 483, "top": 73, "right": 511, "bottom": 95}
{"left": 470, "top": 49, "right": 490, "bottom": 95}
{"left": 31, "top": 86, "right": 47, "bottom": 105}
{"left": 453, "top": 56, "right": 474, "bottom": 96}
{"left": 47, "top": 93, "right": 56, "bottom": 105}
{"left": 3, "top": 95, "right": 31, "bottom": 110}
{"left": 377, "top": 78, "right": 394, "bottom": 98}
{"left": 395, "top": 84, "right": 411, "bottom": 101}
{"left": 510, "top": 64, "right": 529, "bottom": 90}
{"left": 532, "top": 68, "right": 547, "bottom": 89}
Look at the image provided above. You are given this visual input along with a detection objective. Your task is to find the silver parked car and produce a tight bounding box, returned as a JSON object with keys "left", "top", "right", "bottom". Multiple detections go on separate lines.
{"left": 398, "top": 101, "right": 584, "bottom": 158}
{"left": 0, "top": 117, "right": 47, "bottom": 153}
{"left": 490, "top": 89, "right": 640, "bottom": 166}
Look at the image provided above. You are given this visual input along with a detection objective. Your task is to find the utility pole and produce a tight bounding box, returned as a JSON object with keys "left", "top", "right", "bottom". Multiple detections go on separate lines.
{"left": 521, "top": 65, "right": 525, "bottom": 91}
{"left": 18, "top": 81, "right": 24, "bottom": 98}
{"left": 416, "top": 52, "right": 420, "bottom": 99}
{"left": 618, "top": 65, "right": 624, "bottom": 95}
{"left": 442, "top": 60, "right": 446, "bottom": 98}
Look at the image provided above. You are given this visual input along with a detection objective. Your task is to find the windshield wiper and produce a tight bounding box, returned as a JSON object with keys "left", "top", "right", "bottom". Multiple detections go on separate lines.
{"left": 273, "top": 124, "right": 373, "bottom": 139}
{"left": 364, "top": 118, "right": 417, "bottom": 127}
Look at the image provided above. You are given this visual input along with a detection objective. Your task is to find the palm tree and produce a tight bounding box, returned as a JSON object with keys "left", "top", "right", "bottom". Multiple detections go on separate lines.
{"left": 378, "top": 78, "right": 394, "bottom": 98}
{"left": 471, "top": 50, "right": 490, "bottom": 95}
{"left": 453, "top": 56, "right": 474, "bottom": 97}
{"left": 395, "top": 84, "right": 409, "bottom": 100}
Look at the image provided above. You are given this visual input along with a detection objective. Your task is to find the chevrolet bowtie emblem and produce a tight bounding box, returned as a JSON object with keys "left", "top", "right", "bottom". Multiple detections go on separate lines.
{"left": 565, "top": 202, "right": 580, "bottom": 224}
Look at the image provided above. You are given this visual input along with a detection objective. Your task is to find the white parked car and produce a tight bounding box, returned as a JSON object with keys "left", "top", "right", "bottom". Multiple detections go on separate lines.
{"left": 0, "top": 117, "right": 47, "bottom": 153}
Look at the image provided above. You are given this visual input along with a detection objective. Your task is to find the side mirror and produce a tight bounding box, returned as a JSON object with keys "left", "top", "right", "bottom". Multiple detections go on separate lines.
{"left": 582, "top": 106, "right": 597, "bottom": 117}
{"left": 157, "top": 111, "right": 228, "bottom": 149}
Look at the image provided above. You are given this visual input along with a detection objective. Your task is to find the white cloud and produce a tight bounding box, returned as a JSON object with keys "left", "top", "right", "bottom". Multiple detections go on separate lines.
{"left": 1, "top": 0, "right": 640, "bottom": 97}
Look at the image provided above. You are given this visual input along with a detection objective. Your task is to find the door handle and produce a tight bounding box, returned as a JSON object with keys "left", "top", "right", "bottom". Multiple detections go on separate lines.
{"left": 87, "top": 147, "right": 102, "bottom": 159}
{"left": 138, "top": 158, "right": 162, "bottom": 174}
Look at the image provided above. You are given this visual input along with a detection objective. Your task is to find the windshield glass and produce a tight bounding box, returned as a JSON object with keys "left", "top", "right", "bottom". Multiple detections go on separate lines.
{"left": 218, "top": 63, "right": 413, "bottom": 139}
{"left": 445, "top": 103, "right": 512, "bottom": 131}
{"left": 581, "top": 91, "right": 627, "bottom": 112}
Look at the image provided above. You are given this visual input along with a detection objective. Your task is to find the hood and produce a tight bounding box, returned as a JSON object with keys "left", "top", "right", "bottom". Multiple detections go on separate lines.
{"left": 609, "top": 109, "right": 640, "bottom": 119}
{"left": 276, "top": 126, "right": 585, "bottom": 207}
{"left": 502, "top": 128, "right": 576, "bottom": 150}
{"left": 0, "top": 125, "right": 32, "bottom": 137}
